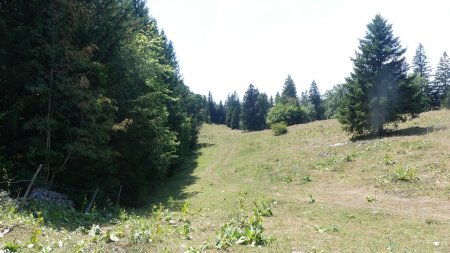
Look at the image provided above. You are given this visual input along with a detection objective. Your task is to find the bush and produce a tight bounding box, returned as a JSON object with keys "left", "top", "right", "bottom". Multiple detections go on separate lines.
{"left": 271, "top": 122, "right": 288, "bottom": 136}
{"left": 266, "top": 101, "right": 304, "bottom": 126}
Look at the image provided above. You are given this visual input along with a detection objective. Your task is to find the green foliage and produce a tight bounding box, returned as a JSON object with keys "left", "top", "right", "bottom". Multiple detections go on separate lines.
{"left": 271, "top": 122, "right": 288, "bottom": 136}
{"left": 324, "top": 84, "right": 345, "bottom": 119}
{"left": 412, "top": 43, "right": 432, "bottom": 80}
{"left": 0, "top": 0, "right": 205, "bottom": 207}
{"left": 338, "top": 15, "right": 420, "bottom": 135}
{"left": 431, "top": 52, "right": 450, "bottom": 108}
{"left": 2, "top": 241, "right": 20, "bottom": 252}
{"left": 253, "top": 197, "right": 274, "bottom": 217}
{"left": 302, "top": 175, "right": 313, "bottom": 183}
{"left": 281, "top": 75, "right": 298, "bottom": 99}
{"left": 225, "top": 91, "right": 241, "bottom": 129}
{"left": 267, "top": 100, "right": 304, "bottom": 126}
{"left": 185, "top": 242, "right": 209, "bottom": 253}
{"left": 383, "top": 154, "right": 396, "bottom": 165}
{"left": 309, "top": 81, "right": 325, "bottom": 120}
{"left": 366, "top": 196, "right": 378, "bottom": 203}
{"left": 215, "top": 214, "right": 273, "bottom": 249}
{"left": 444, "top": 89, "right": 450, "bottom": 109}
{"left": 241, "top": 85, "right": 269, "bottom": 131}
{"left": 392, "top": 167, "right": 419, "bottom": 182}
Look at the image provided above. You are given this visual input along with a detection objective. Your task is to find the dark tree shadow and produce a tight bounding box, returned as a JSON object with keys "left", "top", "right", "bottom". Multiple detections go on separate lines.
{"left": 352, "top": 125, "right": 448, "bottom": 141}
{"left": 16, "top": 145, "right": 206, "bottom": 231}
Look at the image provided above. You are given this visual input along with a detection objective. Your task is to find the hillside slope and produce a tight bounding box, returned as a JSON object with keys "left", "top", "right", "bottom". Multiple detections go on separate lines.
{"left": 1, "top": 110, "right": 449, "bottom": 252}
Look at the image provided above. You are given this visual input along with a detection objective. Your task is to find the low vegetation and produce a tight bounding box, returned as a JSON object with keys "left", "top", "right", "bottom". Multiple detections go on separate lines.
{"left": 1, "top": 109, "right": 449, "bottom": 252}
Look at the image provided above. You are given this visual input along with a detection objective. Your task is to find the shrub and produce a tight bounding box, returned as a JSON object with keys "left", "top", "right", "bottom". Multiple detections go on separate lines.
{"left": 271, "top": 122, "right": 288, "bottom": 136}
{"left": 392, "top": 167, "right": 419, "bottom": 182}
{"left": 266, "top": 100, "right": 304, "bottom": 126}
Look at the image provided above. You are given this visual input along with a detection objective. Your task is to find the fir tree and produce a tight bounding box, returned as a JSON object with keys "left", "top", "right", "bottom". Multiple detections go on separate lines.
{"left": 225, "top": 91, "right": 241, "bottom": 129}
{"left": 412, "top": 43, "right": 432, "bottom": 110}
{"left": 241, "top": 84, "right": 267, "bottom": 131}
{"left": 308, "top": 81, "right": 325, "bottom": 120}
{"left": 431, "top": 52, "right": 450, "bottom": 107}
{"left": 207, "top": 91, "right": 216, "bottom": 123}
{"left": 281, "top": 75, "right": 298, "bottom": 99}
{"left": 412, "top": 44, "right": 432, "bottom": 79}
{"left": 338, "top": 15, "right": 420, "bottom": 135}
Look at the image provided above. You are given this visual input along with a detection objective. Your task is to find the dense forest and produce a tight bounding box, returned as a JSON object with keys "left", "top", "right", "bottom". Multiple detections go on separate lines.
{"left": 1, "top": 0, "right": 450, "bottom": 211}
{"left": 0, "top": 0, "right": 209, "bottom": 206}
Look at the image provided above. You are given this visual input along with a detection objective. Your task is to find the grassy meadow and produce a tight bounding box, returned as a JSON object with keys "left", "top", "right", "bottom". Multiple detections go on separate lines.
{"left": 1, "top": 110, "right": 450, "bottom": 252}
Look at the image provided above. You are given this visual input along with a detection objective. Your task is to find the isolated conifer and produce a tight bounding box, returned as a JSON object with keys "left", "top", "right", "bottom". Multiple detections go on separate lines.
{"left": 338, "top": 15, "right": 420, "bottom": 135}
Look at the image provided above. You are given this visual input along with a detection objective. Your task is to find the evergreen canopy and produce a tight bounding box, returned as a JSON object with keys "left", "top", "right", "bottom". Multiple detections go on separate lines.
{"left": 338, "top": 14, "right": 420, "bottom": 135}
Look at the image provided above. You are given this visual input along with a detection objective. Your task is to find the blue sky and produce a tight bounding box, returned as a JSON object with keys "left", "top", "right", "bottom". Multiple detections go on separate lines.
{"left": 147, "top": 0, "right": 450, "bottom": 102}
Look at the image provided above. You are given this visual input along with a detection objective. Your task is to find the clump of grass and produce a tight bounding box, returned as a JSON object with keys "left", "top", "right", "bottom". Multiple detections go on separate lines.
{"left": 281, "top": 175, "right": 293, "bottom": 183}
{"left": 302, "top": 175, "right": 312, "bottom": 183}
{"left": 314, "top": 224, "right": 339, "bottom": 234}
{"left": 343, "top": 153, "right": 355, "bottom": 162}
{"left": 403, "top": 140, "right": 428, "bottom": 150}
{"left": 392, "top": 167, "right": 419, "bottom": 182}
{"left": 253, "top": 197, "right": 274, "bottom": 217}
{"left": 366, "top": 196, "right": 378, "bottom": 203}
{"left": 383, "top": 153, "right": 395, "bottom": 165}
{"left": 312, "top": 157, "right": 337, "bottom": 170}
{"left": 271, "top": 122, "right": 288, "bottom": 136}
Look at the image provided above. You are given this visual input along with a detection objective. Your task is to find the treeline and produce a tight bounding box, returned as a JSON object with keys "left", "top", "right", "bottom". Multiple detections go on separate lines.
{"left": 206, "top": 15, "right": 450, "bottom": 135}
{"left": 205, "top": 76, "right": 328, "bottom": 131}
{"left": 0, "top": 0, "right": 208, "bottom": 206}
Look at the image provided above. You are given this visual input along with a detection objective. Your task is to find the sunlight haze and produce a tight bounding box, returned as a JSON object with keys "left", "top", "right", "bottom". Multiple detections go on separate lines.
{"left": 147, "top": 0, "right": 450, "bottom": 102}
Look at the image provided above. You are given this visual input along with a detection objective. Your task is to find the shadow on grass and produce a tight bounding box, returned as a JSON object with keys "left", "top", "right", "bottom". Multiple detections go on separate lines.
{"left": 12, "top": 144, "right": 206, "bottom": 231}
{"left": 146, "top": 148, "right": 202, "bottom": 211}
{"left": 352, "top": 125, "right": 448, "bottom": 141}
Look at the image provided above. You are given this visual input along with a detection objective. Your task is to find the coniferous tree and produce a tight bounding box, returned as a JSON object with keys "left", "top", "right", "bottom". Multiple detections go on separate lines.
{"left": 275, "top": 92, "right": 281, "bottom": 104}
{"left": 431, "top": 52, "right": 450, "bottom": 107}
{"left": 308, "top": 81, "right": 325, "bottom": 120}
{"left": 225, "top": 91, "right": 241, "bottom": 129}
{"left": 207, "top": 91, "right": 216, "bottom": 123}
{"left": 0, "top": 0, "right": 207, "bottom": 206}
{"left": 281, "top": 75, "right": 298, "bottom": 99}
{"left": 255, "top": 93, "right": 270, "bottom": 130}
{"left": 241, "top": 84, "right": 267, "bottom": 131}
{"left": 338, "top": 15, "right": 420, "bottom": 135}
{"left": 217, "top": 101, "right": 226, "bottom": 124}
{"left": 412, "top": 44, "right": 432, "bottom": 79}
{"left": 411, "top": 44, "right": 432, "bottom": 111}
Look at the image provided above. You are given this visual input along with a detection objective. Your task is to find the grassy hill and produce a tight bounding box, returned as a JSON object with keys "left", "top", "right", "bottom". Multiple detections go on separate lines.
{"left": 1, "top": 110, "right": 449, "bottom": 252}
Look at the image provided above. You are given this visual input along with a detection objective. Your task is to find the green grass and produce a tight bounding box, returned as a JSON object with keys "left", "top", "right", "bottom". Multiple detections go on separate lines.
{"left": 1, "top": 109, "right": 450, "bottom": 252}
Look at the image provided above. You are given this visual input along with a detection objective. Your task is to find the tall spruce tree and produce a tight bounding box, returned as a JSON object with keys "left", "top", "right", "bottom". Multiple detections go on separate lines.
{"left": 338, "top": 15, "right": 420, "bottom": 135}
{"left": 281, "top": 75, "right": 298, "bottom": 99}
{"left": 308, "top": 81, "right": 325, "bottom": 120}
{"left": 412, "top": 43, "right": 432, "bottom": 110}
{"left": 241, "top": 84, "right": 267, "bottom": 131}
{"left": 225, "top": 91, "right": 241, "bottom": 129}
{"left": 412, "top": 44, "right": 432, "bottom": 79}
{"left": 431, "top": 52, "right": 450, "bottom": 107}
